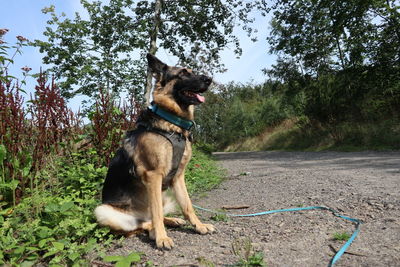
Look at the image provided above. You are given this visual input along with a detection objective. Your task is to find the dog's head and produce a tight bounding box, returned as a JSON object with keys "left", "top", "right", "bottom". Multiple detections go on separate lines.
{"left": 147, "top": 53, "right": 212, "bottom": 107}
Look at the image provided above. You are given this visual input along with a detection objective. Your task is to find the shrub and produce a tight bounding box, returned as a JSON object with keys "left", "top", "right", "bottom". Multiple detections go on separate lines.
{"left": 195, "top": 82, "right": 291, "bottom": 149}
{"left": 88, "top": 89, "right": 140, "bottom": 165}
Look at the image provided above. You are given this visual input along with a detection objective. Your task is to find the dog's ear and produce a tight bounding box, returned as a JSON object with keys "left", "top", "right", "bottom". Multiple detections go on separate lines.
{"left": 147, "top": 53, "right": 168, "bottom": 74}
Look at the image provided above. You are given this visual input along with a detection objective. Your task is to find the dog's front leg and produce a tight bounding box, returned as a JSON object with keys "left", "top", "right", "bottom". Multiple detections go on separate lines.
{"left": 144, "top": 170, "right": 174, "bottom": 249}
{"left": 172, "top": 174, "right": 215, "bottom": 234}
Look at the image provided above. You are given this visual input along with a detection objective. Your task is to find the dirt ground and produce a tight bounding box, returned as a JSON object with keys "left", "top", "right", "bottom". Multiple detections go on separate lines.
{"left": 107, "top": 151, "right": 400, "bottom": 266}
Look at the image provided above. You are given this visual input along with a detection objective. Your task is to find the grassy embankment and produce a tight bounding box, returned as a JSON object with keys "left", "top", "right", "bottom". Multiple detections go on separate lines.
{"left": 225, "top": 118, "right": 400, "bottom": 152}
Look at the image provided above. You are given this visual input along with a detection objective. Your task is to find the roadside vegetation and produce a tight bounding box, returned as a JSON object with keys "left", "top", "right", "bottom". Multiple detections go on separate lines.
{"left": 196, "top": 82, "right": 399, "bottom": 151}
{"left": 196, "top": 0, "right": 399, "bottom": 151}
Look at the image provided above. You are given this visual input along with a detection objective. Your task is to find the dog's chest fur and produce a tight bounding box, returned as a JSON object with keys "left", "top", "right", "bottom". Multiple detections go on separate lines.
{"left": 124, "top": 124, "right": 187, "bottom": 190}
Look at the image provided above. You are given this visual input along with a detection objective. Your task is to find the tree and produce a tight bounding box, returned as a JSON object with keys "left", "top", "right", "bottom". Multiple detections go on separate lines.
{"left": 267, "top": 0, "right": 400, "bottom": 75}
{"left": 34, "top": 1, "right": 147, "bottom": 100}
{"left": 266, "top": 0, "right": 400, "bottom": 123}
{"left": 34, "top": 0, "right": 269, "bottom": 103}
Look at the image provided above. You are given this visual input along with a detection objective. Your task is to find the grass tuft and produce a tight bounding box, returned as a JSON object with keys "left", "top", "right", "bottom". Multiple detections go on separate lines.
{"left": 332, "top": 232, "right": 351, "bottom": 241}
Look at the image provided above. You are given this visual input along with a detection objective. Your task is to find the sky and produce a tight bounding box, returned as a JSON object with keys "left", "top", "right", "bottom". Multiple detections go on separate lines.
{"left": 1, "top": 0, "right": 276, "bottom": 111}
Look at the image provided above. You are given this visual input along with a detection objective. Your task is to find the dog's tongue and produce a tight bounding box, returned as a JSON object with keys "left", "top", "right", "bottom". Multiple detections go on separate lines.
{"left": 195, "top": 93, "right": 205, "bottom": 103}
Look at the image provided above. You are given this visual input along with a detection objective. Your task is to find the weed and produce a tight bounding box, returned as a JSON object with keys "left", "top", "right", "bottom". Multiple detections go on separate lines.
{"left": 1, "top": 30, "right": 82, "bottom": 204}
{"left": 103, "top": 252, "right": 142, "bottom": 267}
{"left": 332, "top": 232, "right": 351, "bottom": 241}
{"left": 232, "top": 238, "right": 266, "bottom": 267}
{"left": 210, "top": 210, "right": 229, "bottom": 222}
{"left": 89, "top": 89, "right": 140, "bottom": 166}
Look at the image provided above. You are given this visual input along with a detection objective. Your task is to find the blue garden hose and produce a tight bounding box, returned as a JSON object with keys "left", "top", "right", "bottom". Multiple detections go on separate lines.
{"left": 193, "top": 204, "right": 362, "bottom": 267}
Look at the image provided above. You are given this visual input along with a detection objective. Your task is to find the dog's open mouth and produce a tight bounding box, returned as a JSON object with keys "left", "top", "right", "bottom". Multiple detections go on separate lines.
{"left": 181, "top": 90, "right": 205, "bottom": 103}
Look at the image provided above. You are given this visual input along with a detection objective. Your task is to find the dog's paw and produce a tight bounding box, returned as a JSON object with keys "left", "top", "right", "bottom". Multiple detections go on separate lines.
{"left": 164, "top": 217, "right": 186, "bottom": 227}
{"left": 156, "top": 236, "right": 174, "bottom": 250}
{"left": 195, "top": 223, "right": 215, "bottom": 235}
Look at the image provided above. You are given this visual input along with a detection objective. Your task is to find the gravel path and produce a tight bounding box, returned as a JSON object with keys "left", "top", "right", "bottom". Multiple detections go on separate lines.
{"left": 108, "top": 151, "right": 400, "bottom": 267}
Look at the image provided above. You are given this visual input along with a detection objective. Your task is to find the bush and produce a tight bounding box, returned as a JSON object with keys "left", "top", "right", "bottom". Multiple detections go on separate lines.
{"left": 195, "top": 82, "right": 291, "bottom": 149}
{"left": 0, "top": 139, "right": 113, "bottom": 264}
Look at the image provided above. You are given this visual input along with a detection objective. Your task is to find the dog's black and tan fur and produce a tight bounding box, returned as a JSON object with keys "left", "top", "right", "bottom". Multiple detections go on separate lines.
{"left": 94, "top": 54, "right": 214, "bottom": 249}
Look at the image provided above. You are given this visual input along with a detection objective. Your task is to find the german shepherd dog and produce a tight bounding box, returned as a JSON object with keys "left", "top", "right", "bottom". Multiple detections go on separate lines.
{"left": 94, "top": 54, "right": 215, "bottom": 249}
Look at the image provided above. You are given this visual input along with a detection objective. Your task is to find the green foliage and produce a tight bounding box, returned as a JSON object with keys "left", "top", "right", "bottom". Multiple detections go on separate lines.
{"left": 196, "top": 256, "right": 216, "bottom": 267}
{"left": 34, "top": 2, "right": 147, "bottom": 99}
{"left": 263, "top": 0, "right": 400, "bottom": 130}
{"left": 0, "top": 147, "right": 113, "bottom": 266}
{"left": 332, "top": 232, "right": 351, "bottom": 241}
{"left": 268, "top": 0, "right": 400, "bottom": 74}
{"left": 210, "top": 210, "right": 229, "bottom": 222}
{"left": 195, "top": 82, "right": 290, "bottom": 149}
{"left": 235, "top": 253, "right": 266, "bottom": 267}
{"left": 194, "top": 0, "right": 399, "bottom": 151}
{"left": 185, "top": 145, "right": 225, "bottom": 195}
{"left": 232, "top": 238, "right": 266, "bottom": 267}
{"left": 103, "top": 252, "right": 142, "bottom": 267}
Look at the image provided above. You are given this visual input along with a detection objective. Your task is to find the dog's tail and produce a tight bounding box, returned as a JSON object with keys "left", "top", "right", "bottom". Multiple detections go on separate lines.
{"left": 94, "top": 204, "right": 141, "bottom": 232}
{"left": 94, "top": 195, "right": 176, "bottom": 232}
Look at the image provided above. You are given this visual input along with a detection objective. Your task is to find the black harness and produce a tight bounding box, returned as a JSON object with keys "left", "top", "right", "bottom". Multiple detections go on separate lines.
{"left": 127, "top": 123, "right": 187, "bottom": 190}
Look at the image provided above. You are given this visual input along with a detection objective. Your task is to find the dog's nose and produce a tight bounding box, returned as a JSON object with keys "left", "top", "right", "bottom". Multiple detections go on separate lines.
{"left": 201, "top": 75, "right": 212, "bottom": 86}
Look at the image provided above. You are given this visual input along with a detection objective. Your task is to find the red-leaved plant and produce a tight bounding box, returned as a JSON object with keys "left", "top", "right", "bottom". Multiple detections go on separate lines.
{"left": 89, "top": 89, "right": 141, "bottom": 165}
{"left": 0, "top": 72, "right": 82, "bottom": 204}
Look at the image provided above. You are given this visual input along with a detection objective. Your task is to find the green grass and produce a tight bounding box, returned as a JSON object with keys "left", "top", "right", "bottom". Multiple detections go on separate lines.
{"left": 226, "top": 118, "right": 400, "bottom": 152}
{"left": 234, "top": 252, "right": 266, "bottom": 267}
{"left": 210, "top": 210, "right": 229, "bottom": 222}
{"left": 332, "top": 232, "right": 351, "bottom": 241}
{"left": 196, "top": 256, "right": 216, "bottom": 267}
{"left": 232, "top": 238, "right": 267, "bottom": 267}
{"left": 186, "top": 145, "right": 225, "bottom": 195}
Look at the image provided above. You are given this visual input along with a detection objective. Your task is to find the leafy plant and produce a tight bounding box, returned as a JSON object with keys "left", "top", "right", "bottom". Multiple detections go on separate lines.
{"left": 0, "top": 29, "right": 83, "bottom": 205}
{"left": 0, "top": 146, "right": 113, "bottom": 266}
{"left": 232, "top": 238, "right": 266, "bottom": 267}
{"left": 210, "top": 210, "right": 229, "bottom": 222}
{"left": 103, "top": 252, "right": 142, "bottom": 267}
{"left": 332, "top": 232, "right": 351, "bottom": 241}
{"left": 89, "top": 88, "right": 140, "bottom": 165}
{"left": 195, "top": 82, "right": 290, "bottom": 149}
